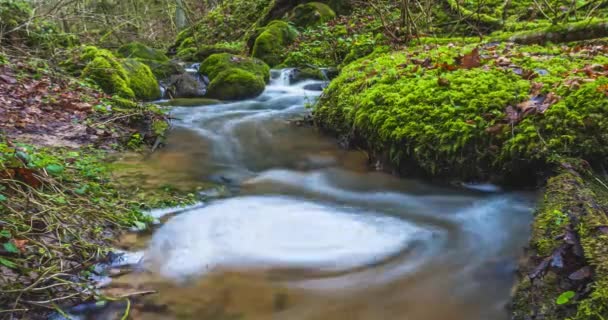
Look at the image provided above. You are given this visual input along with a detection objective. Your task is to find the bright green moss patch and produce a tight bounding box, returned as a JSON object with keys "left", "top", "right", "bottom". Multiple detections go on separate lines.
{"left": 122, "top": 59, "right": 161, "bottom": 101}
{"left": 252, "top": 20, "right": 299, "bottom": 67}
{"left": 82, "top": 50, "right": 135, "bottom": 99}
{"left": 200, "top": 53, "right": 270, "bottom": 82}
{"left": 314, "top": 43, "right": 608, "bottom": 182}
{"left": 206, "top": 69, "right": 266, "bottom": 101}
{"left": 79, "top": 46, "right": 161, "bottom": 101}
{"left": 199, "top": 53, "right": 269, "bottom": 101}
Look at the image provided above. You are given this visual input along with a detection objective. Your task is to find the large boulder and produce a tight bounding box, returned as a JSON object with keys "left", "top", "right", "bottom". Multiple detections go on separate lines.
{"left": 122, "top": 59, "right": 161, "bottom": 101}
{"left": 165, "top": 73, "right": 206, "bottom": 99}
{"left": 290, "top": 2, "right": 336, "bottom": 28}
{"left": 206, "top": 69, "right": 266, "bottom": 101}
{"left": 82, "top": 47, "right": 135, "bottom": 99}
{"left": 252, "top": 20, "right": 298, "bottom": 67}
{"left": 200, "top": 53, "right": 270, "bottom": 82}
{"left": 199, "top": 53, "right": 270, "bottom": 101}
{"left": 117, "top": 42, "right": 183, "bottom": 80}
{"left": 80, "top": 46, "right": 161, "bottom": 101}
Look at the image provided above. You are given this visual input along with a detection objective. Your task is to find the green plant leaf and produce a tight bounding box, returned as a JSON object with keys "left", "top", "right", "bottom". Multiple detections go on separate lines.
{"left": 0, "top": 257, "right": 16, "bottom": 268}
{"left": 74, "top": 185, "right": 88, "bottom": 195}
{"left": 0, "top": 194, "right": 6, "bottom": 202}
{"left": 3, "top": 242, "right": 18, "bottom": 253}
{"left": 16, "top": 151, "right": 30, "bottom": 163}
{"left": 45, "top": 164, "right": 65, "bottom": 175}
{"left": 0, "top": 230, "right": 10, "bottom": 238}
{"left": 556, "top": 291, "right": 575, "bottom": 305}
{"left": 132, "top": 221, "right": 147, "bottom": 231}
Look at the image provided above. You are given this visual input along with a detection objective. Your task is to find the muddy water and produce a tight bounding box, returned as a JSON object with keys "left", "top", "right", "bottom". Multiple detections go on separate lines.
{"left": 103, "top": 70, "right": 535, "bottom": 320}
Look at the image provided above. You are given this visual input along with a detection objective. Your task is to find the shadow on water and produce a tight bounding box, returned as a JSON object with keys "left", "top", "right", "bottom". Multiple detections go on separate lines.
{"left": 81, "top": 69, "right": 536, "bottom": 320}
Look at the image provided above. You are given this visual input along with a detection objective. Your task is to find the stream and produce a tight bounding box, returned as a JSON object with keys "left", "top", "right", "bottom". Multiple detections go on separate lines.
{"left": 89, "top": 70, "right": 535, "bottom": 320}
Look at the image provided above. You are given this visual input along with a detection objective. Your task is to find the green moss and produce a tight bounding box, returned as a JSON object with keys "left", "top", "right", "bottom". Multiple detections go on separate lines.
{"left": 252, "top": 20, "right": 299, "bottom": 66}
{"left": 290, "top": 2, "right": 336, "bottom": 28}
{"left": 80, "top": 46, "right": 161, "bottom": 101}
{"left": 122, "top": 59, "right": 161, "bottom": 101}
{"left": 199, "top": 53, "right": 270, "bottom": 82}
{"left": 157, "top": 98, "right": 221, "bottom": 107}
{"left": 295, "top": 67, "right": 325, "bottom": 81}
{"left": 512, "top": 170, "right": 608, "bottom": 320}
{"left": 82, "top": 54, "right": 135, "bottom": 99}
{"left": 117, "top": 42, "right": 169, "bottom": 61}
{"left": 313, "top": 44, "right": 608, "bottom": 181}
{"left": 206, "top": 69, "right": 266, "bottom": 101}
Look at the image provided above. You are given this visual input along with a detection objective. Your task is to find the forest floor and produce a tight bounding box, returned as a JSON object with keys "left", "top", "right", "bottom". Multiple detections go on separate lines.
{"left": 0, "top": 54, "right": 198, "bottom": 318}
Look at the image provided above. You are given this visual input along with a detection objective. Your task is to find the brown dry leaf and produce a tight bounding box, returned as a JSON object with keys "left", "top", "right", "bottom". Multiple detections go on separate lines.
{"left": 459, "top": 48, "right": 481, "bottom": 69}
{"left": 435, "top": 63, "right": 458, "bottom": 72}
{"left": 495, "top": 56, "right": 511, "bottom": 67}
{"left": 517, "top": 100, "right": 538, "bottom": 116}
{"left": 437, "top": 77, "right": 450, "bottom": 87}
{"left": 9, "top": 168, "right": 42, "bottom": 189}
{"left": 530, "top": 82, "right": 544, "bottom": 97}
{"left": 12, "top": 240, "right": 28, "bottom": 253}
{"left": 597, "top": 84, "right": 608, "bottom": 97}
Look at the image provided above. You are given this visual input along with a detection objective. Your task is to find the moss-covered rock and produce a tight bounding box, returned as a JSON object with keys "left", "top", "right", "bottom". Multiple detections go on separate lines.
{"left": 290, "top": 2, "right": 336, "bottom": 28}
{"left": 512, "top": 168, "right": 608, "bottom": 320}
{"left": 116, "top": 42, "right": 183, "bottom": 80}
{"left": 313, "top": 43, "right": 608, "bottom": 182}
{"left": 80, "top": 46, "right": 161, "bottom": 101}
{"left": 122, "top": 59, "right": 161, "bottom": 101}
{"left": 118, "top": 42, "right": 169, "bottom": 62}
{"left": 206, "top": 69, "right": 266, "bottom": 101}
{"left": 252, "top": 20, "right": 298, "bottom": 66}
{"left": 82, "top": 47, "right": 135, "bottom": 99}
{"left": 199, "top": 53, "right": 270, "bottom": 82}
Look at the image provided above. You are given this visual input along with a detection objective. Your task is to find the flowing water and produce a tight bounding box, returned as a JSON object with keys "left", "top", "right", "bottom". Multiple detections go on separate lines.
{"left": 95, "top": 70, "right": 535, "bottom": 320}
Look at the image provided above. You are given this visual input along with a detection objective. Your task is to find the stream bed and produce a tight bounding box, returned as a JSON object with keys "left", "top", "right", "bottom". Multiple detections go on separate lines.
{"left": 91, "top": 70, "right": 535, "bottom": 320}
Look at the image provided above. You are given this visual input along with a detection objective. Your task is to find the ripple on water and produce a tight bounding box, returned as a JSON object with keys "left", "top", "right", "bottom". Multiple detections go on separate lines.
{"left": 144, "top": 196, "right": 432, "bottom": 280}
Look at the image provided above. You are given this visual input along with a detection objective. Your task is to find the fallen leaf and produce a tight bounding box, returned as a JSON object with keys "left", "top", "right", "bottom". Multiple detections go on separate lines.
{"left": 12, "top": 239, "right": 28, "bottom": 253}
{"left": 458, "top": 48, "right": 481, "bottom": 69}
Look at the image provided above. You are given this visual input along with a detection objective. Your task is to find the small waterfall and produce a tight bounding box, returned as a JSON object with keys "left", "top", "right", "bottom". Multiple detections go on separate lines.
{"left": 270, "top": 68, "right": 296, "bottom": 87}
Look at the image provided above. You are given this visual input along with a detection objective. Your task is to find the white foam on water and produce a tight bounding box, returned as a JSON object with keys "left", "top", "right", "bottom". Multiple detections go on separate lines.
{"left": 144, "top": 196, "right": 423, "bottom": 279}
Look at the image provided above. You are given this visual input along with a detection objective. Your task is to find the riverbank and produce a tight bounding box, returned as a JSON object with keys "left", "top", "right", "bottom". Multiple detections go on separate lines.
{"left": 0, "top": 53, "right": 202, "bottom": 318}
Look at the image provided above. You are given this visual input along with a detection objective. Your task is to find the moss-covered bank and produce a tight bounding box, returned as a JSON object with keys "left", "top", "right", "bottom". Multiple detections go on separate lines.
{"left": 512, "top": 166, "right": 608, "bottom": 320}
{"left": 313, "top": 42, "right": 608, "bottom": 183}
